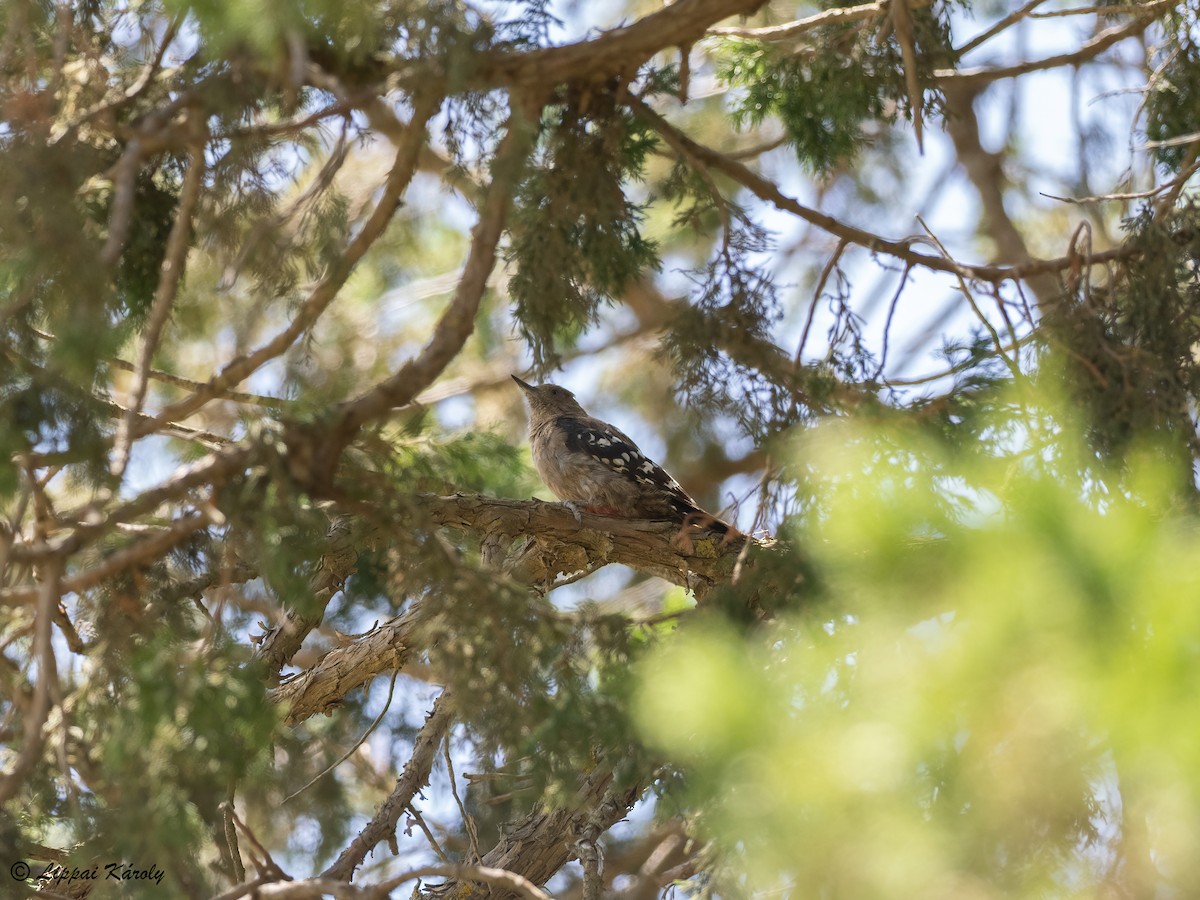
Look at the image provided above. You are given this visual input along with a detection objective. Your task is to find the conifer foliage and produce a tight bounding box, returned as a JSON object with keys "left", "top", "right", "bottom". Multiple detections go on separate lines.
{"left": 1, "top": 1, "right": 1199, "bottom": 898}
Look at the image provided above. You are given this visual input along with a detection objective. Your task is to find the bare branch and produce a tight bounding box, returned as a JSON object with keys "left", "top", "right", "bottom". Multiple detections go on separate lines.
{"left": 955, "top": 0, "right": 1049, "bottom": 58}
{"left": 477, "top": 0, "right": 769, "bottom": 89}
{"left": 892, "top": 0, "right": 924, "bottom": 152}
{"left": 0, "top": 511, "right": 215, "bottom": 607}
{"left": 8, "top": 446, "right": 254, "bottom": 565}
{"left": 321, "top": 690, "right": 456, "bottom": 881}
{"left": 628, "top": 95, "right": 1128, "bottom": 285}
{"left": 271, "top": 609, "right": 419, "bottom": 726}
{"left": 420, "top": 765, "right": 645, "bottom": 899}
{"left": 422, "top": 494, "right": 746, "bottom": 598}
{"left": 708, "top": 0, "right": 912, "bottom": 40}
{"left": 937, "top": 4, "right": 1169, "bottom": 87}
{"left": 380, "top": 864, "right": 553, "bottom": 900}
{"left": 255, "top": 516, "right": 361, "bottom": 680}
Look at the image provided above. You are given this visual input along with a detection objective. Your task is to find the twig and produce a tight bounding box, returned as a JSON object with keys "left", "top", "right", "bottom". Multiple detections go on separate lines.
{"left": 0, "top": 511, "right": 215, "bottom": 606}
{"left": 797, "top": 240, "right": 848, "bottom": 364}
{"left": 1138, "top": 131, "right": 1200, "bottom": 151}
{"left": 955, "top": 0, "right": 1048, "bottom": 57}
{"left": 111, "top": 131, "right": 207, "bottom": 478}
{"left": 445, "top": 729, "right": 482, "bottom": 864}
{"left": 375, "top": 864, "right": 553, "bottom": 900}
{"left": 882, "top": 334, "right": 1033, "bottom": 386}
{"left": 225, "top": 804, "right": 289, "bottom": 880}
{"left": 143, "top": 89, "right": 442, "bottom": 429}
{"left": 30, "top": 329, "right": 286, "bottom": 407}
{"left": 105, "top": 358, "right": 286, "bottom": 407}
{"left": 283, "top": 669, "right": 399, "bottom": 804}
{"left": 642, "top": 95, "right": 733, "bottom": 239}
{"left": 916, "top": 216, "right": 1022, "bottom": 380}
{"left": 624, "top": 95, "right": 1133, "bottom": 283}
{"left": 322, "top": 690, "right": 456, "bottom": 880}
{"left": 708, "top": 0, "right": 920, "bottom": 40}
{"left": 1031, "top": 3, "right": 1171, "bottom": 18}
{"left": 324, "top": 108, "right": 536, "bottom": 447}
{"left": 52, "top": 13, "right": 185, "bottom": 143}
{"left": 875, "top": 263, "right": 912, "bottom": 378}
{"left": 891, "top": 0, "right": 924, "bottom": 152}
{"left": 404, "top": 804, "right": 454, "bottom": 865}
{"left": 938, "top": 4, "right": 1170, "bottom": 87}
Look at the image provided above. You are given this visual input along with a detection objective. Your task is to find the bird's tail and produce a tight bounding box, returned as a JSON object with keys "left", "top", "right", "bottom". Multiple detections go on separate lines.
{"left": 675, "top": 500, "right": 737, "bottom": 538}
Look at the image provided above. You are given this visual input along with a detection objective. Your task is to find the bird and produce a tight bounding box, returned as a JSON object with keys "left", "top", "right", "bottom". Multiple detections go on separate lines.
{"left": 512, "top": 375, "right": 734, "bottom": 536}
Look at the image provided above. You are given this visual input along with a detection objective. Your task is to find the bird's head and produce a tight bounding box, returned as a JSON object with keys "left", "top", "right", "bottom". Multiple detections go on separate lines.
{"left": 512, "top": 376, "right": 588, "bottom": 420}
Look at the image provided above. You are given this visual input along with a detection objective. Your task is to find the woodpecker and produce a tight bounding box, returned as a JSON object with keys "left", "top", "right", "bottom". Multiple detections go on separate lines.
{"left": 512, "top": 376, "right": 732, "bottom": 534}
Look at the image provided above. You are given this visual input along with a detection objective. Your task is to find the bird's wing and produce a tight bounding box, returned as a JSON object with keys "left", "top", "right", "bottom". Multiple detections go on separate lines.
{"left": 556, "top": 415, "right": 698, "bottom": 510}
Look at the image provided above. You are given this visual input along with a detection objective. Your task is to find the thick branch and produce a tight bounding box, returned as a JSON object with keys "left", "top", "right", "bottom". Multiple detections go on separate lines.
{"left": 256, "top": 516, "right": 360, "bottom": 681}
{"left": 422, "top": 494, "right": 744, "bottom": 597}
{"left": 471, "top": 0, "right": 768, "bottom": 90}
{"left": 940, "top": 82, "right": 1059, "bottom": 306}
{"left": 324, "top": 112, "right": 533, "bottom": 442}
{"left": 269, "top": 494, "right": 750, "bottom": 724}
{"left": 270, "top": 607, "right": 419, "bottom": 725}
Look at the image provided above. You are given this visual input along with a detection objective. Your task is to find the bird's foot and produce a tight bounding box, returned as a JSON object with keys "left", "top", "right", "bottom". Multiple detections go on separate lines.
{"left": 561, "top": 501, "right": 624, "bottom": 525}
{"left": 561, "top": 500, "right": 585, "bottom": 525}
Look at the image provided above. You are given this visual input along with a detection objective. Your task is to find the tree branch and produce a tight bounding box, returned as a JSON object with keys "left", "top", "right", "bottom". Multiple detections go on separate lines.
{"left": 709, "top": 0, "right": 915, "bottom": 40}
{"left": 112, "top": 130, "right": 207, "bottom": 477}
{"left": 473, "top": 0, "right": 769, "bottom": 90}
{"left": 318, "top": 108, "right": 536, "bottom": 463}
{"left": 0, "top": 560, "right": 61, "bottom": 806}
{"left": 418, "top": 765, "right": 645, "bottom": 900}
{"left": 322, "top": 690, "right": 456, "bottom": 881}
{"left": 142, "top": 90, "right": 441, "bottom": 429}
{"left": 936, "top": 4, "right": 1168, "bottom": 87}
{"left": 422, "top": 494, "right": 745, "bottom": 598}
{"left": 628, "top": 94, "right": 1129, "bottom": 283}
{"left": 270, "top": 607, "right": 419, "bottom": 725}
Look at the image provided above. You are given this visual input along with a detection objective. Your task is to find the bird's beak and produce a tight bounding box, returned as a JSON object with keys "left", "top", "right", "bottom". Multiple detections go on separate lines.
{"left": 511, "top": 375, "right": 535, "bottom": 394}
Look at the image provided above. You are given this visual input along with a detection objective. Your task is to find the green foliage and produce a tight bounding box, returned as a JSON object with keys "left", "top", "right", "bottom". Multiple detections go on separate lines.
{"left": 637, "top": 401, "right": 1200, "bottom": 896}
{"left": 663, "top": 221, "right": 794, "bottom": 441}
{"left": 64, "top": 635, "right": 278, "bottom": 895}
{"left": 507, "top": 103, "right": 660, "bottom": 370}
{"left": 715, "top": 6, "right": 954, "bottom": 172}
{"left": 718, "top": 37, "right": 891, "bottom": 173}
{"left": 1042, "top": 203, "right": 1200, "bottom": 481}
{"left": 426, "top": 583, "right": 650, "bottom": 806}
{"left": 165, "top": 0, "right": 394, "bottom": 65}
{"left": 1145, "top": 19, "right": 1200, "bottom": 170}
{"left": 392, "top": 430, "right": 531, "bottom": 497}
